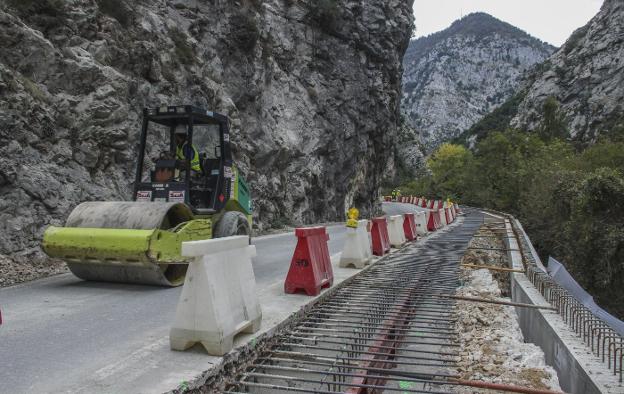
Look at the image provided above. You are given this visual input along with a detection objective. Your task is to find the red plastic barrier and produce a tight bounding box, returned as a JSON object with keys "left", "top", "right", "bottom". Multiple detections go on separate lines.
{"left": 426, "top": 211, "right": 436, "bottom": 231}
{"left": 445, "top": 207, "right": 452, "bottom": 224}
{"left": 427, "top": 209, "right": 443, "bottom": 231}
{"left": 403, "top": 213, "right": 417, "bottom": 241}
{"left": 421, "top": 199, "right": 427, "bottom": 208}
{"left": 371, "top": 217, "right": 391, "bottom": 256}
{"left": 284, "top": 227, "right": 334, "bottom": 296}
{"left": 427, "top": 200, "right": 434, "bottom": 209}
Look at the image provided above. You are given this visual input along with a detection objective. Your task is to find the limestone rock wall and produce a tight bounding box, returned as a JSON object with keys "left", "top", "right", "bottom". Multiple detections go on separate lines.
{"left": 402, "top": 13, "right": 553, "bottom": 153}
{"left": 511, "top": 0, "right": 624, "bottom": 142}
{"left": 0, "top": 0, "right": 414, "bottom": 259}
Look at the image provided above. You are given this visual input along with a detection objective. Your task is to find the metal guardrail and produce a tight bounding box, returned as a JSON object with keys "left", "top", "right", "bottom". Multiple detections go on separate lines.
{"left": 513, "top": 221, "right": 624, "bottom": 383}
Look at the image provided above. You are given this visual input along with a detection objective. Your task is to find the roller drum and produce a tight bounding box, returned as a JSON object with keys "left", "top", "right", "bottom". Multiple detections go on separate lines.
{"left": 50, "top": 202, "right": 195, "bottom": 286}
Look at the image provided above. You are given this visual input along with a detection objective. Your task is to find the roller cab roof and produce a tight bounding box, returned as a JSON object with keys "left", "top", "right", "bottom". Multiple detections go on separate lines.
{"left": 143, "top": 105, "right": 229, "bottom": 127}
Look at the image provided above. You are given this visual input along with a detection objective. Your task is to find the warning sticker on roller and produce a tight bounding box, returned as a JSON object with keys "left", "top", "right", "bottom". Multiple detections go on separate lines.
{"left": 168, "top": 190, "right": 185, "bottom": 203}
{"left": 223, "top": 166, "right": 233, "bottom": 178}
{"left": 136, "top": 191, "right": 152, "bottom": 202}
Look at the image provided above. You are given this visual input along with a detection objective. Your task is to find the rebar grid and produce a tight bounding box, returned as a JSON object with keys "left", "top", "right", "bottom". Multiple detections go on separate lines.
{"left": 222, "top": 211, "right": 485, "bottom": 393}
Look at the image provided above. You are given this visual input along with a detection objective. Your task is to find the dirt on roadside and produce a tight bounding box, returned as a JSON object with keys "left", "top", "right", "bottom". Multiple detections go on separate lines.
{"left": 0, "top": 253, "right": 67, "bottom": 288}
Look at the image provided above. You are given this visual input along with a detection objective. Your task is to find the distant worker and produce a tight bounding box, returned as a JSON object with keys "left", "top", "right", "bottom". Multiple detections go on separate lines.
{"left": 174, "top": 126, "right": 201, "bottom": 172}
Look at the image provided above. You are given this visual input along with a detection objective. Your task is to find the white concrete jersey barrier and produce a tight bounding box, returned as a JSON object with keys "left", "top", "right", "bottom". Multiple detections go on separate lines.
{"left": 339, "top": 219, "right": 373, "bottom": 269}
{"left": 387, "top": 215, "right": 406, "bottom": 247}
{"left": 414, "top": 211, "right": 428, "bottom": 236}
{"left": 438, "top": 208, "right": 448, "bottom": 227}
{"left": 170, "top": 236, "right": 261, "bottom": 356}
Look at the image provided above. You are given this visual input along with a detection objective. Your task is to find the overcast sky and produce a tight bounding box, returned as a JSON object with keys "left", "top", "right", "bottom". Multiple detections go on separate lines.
{"left": 413, "top": 0, "right": 604, "bottom": 47}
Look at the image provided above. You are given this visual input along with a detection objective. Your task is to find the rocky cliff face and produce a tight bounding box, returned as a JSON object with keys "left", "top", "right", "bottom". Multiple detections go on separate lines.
{"left": 402, "top": 13, "right": 554, "bottom": 152}
{"left": 511, "top": 0, "right": 624, "bottom": 141}
{"left": 0, "top": 0, "right": 413, "bottom": 264}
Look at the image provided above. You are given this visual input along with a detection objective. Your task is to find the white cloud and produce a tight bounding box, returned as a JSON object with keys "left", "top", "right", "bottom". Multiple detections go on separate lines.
{"left": 413, "top": 0, "right": 604, "bottom": 46}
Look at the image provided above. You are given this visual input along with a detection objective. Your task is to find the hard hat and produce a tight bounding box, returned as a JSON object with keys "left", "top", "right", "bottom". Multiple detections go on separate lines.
{"left": 174, "top": 125, "right": 187, "bottom": 135}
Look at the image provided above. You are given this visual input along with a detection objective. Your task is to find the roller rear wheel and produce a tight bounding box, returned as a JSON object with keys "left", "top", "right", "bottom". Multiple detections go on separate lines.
{"left": 213, "top": 211, "right": 251, "bottom": 240}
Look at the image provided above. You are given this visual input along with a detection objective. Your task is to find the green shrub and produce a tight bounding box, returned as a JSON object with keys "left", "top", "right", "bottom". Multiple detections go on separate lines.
{"left": 398, "top": 133, "right": 624, "bottom": 318}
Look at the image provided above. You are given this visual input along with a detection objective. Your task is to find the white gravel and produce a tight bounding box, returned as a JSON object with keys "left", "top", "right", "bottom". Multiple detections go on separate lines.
{"left": 455, "top": 269, "right": 562, "bottom": 392}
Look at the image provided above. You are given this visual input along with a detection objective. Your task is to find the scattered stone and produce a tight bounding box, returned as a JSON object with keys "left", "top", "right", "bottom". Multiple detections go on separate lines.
{"left": 454, "top": 222, "right": 561, "bottom": 392}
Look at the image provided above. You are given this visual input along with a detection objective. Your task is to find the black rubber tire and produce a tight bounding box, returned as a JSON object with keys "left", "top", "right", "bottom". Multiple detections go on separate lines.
{"left": 213, "top": 211, "right": 251, "bottom": 239}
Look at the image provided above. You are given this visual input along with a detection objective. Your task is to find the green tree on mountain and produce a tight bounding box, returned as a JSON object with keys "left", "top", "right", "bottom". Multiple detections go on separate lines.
{"left": 539, "top": 96, "right": 568, "bottom": 141}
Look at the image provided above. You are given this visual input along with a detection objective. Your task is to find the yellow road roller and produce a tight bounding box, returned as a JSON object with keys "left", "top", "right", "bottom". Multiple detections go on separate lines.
{"left": 42, "top": 106, "right": 252, "bottom": 286}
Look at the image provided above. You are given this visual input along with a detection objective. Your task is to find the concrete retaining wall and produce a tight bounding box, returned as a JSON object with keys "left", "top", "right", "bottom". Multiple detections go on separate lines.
{"left": 504, "top": 218, "right": 622, "bottom": 394}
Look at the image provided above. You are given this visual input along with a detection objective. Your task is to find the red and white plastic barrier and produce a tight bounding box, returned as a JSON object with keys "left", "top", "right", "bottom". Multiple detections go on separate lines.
{"left": 339, "top": 220, "right": 373, "bottom": 269}
{"left": 388, "top": 215, "right": 407, "bottom": 247}
{"left": 414, "top": 212, "right": 428, "bottom": 236}
{"left": 371, "top": 217, "right": 391, "bottom": 256}
{"left": 403, "top": 213, "right": 417, "bottom": 241}
{"left": 284, "top": 227, "right": 334, "bottom": 296}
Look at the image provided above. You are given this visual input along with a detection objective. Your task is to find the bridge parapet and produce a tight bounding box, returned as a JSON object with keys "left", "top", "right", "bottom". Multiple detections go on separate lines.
{"left": 502, "top": 214, "right": 623, "bottom": 393}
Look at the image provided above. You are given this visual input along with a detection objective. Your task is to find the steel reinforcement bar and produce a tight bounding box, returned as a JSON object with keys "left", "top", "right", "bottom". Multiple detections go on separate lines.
{"left": 200, "top": 210, "right": 490, "bottom": 393}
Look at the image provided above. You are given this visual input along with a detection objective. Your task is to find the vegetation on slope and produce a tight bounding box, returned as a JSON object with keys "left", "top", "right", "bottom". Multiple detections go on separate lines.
{"left": 398, "top": 102, "right": 624, "bottom": 319}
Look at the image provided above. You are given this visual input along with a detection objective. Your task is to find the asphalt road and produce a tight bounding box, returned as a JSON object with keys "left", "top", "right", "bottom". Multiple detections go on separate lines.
{"left": 0, "top": 202, "right": 411, "bottom": 393}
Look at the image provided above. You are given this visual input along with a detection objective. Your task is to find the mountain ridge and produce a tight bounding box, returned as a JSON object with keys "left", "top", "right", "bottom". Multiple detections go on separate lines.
{"left": 399, "top": 12, "right": 554, "bottom": 159}
{"left": 406, "top": 12, "right": 554, "bottom": 61}
{"left": 459, "top": 0, "right": 624, "bottom": 147}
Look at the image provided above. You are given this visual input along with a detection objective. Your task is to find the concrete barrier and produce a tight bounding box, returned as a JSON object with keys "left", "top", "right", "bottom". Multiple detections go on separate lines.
{"left": 438, "top": 208, "right": 447, "bottom": 227}
{"left": 387, "top": 215, "right": 406, "bottom": 247}
{"left": 506, "top": 218, "right": 622, "bottom": 393}
{"left": 170, "top": 236, "right": 261, "bottom": 356}
{"left": 414, "top": 212, "right": 428, "bottom": 236}
{"left": 339, "top": 220, "right": 373, "bottom": 269}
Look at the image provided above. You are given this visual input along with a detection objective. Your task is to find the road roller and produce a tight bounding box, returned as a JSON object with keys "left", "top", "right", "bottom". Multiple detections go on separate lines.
{"left": 42, "top": 105, "right": 252, "bottom": 286}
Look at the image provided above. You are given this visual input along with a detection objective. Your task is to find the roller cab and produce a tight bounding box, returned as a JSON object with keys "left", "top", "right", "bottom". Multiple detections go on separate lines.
{"left": 42, "top": 106, "right": 252, "bottom": 286}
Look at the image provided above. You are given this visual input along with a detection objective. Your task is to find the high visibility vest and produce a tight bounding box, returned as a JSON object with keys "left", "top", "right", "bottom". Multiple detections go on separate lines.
{"left": 176, "top": 143, "right": 201, "bottom": 172}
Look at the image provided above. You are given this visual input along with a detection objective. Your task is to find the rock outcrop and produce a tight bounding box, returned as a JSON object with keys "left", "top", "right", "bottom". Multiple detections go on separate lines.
{"left": 402, "top": 13, "right": 554, "bottom": 152}
{"left": 394, "top": 120, "right": 427, "bottom": 179}
{"left": 511, "top": 0, "right": 624, "bottom": 142}
{"left": 0, "top": 0, "right": 414, "bottom": 264}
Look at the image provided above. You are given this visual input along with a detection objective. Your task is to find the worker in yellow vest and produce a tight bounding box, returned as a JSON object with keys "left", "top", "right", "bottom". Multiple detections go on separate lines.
{"left": 174, "top": 126, "right": 201, "bottom": 172}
